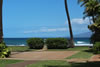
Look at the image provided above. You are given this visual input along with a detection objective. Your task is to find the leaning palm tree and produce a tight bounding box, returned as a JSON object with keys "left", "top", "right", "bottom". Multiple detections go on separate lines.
{"left": 65, "top": 0, "right": 74, "bottom": 48}
{"left": 0, "top": 0, "right": 3, "bottom": 43}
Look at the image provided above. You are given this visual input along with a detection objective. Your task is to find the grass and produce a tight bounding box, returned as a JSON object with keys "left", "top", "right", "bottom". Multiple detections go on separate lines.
{"left": 47, "top": 47, "right": 90, "bottom": 51}
{"left": 27, "top": 60, "right": 70, "bottom": 67}
{"left": 8, "top": 46, "right": 36, "bottom": 52}
{"left": 0, "top": 60, "right": 23, "bottom": 67}
{"left": 66, "top": 47, "right": 90, "bottom": 51}
{"left": 27, "top": 60, "right": 100, "bottom": 67}
{"left": 66, "top": 51, "right": 93, "bottom": 59}
{"left": 7, "top": 46, "right": 91, "bottom": 52}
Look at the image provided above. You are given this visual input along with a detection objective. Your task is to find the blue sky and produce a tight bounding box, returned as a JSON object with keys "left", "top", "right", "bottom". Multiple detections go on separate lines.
{"left": 2, "top": 0, "right": 91, "bottom": 38}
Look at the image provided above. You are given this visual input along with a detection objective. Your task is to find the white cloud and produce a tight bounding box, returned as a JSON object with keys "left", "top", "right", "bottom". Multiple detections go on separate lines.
{"left": 40, "top": 27, "right": 67, "bottom": 32}
{"left": 24, "top": 27, "right": 68, "bottom": 34}
{"left": 71, "top": 18, "right": 90, "bottom": 24}
{"left": 24, "top": 30, "right": 38, "bottom": 33}
{"left": 47, "top": 29, "right": 57, "bottom": 32}
{"left": 57, "top": 28, "right": 67, "bottom": 31}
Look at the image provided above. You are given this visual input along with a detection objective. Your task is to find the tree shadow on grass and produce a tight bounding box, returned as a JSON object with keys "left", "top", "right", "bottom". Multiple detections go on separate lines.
{"left": 44, "top": 61, "right": 100, "bottom": 67}
{"left": 71, "top": 61, "right": 100, "bottom": 67}
{"left": 83, "top": 48, "right": 93, "bottom": 53}
{"left": 44, "top": 65, "right": 69, "bottom": 67}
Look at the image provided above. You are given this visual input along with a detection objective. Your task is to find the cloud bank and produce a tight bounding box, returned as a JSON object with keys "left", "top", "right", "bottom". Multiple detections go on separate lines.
{"left": 71, "top": 18, "right": 91, "bottom": 24}
{"left": 24, "top": 18, "right": 91, "bottom": 34}
{"left": 24, "top": 27, "right": 68, "bottom": 34}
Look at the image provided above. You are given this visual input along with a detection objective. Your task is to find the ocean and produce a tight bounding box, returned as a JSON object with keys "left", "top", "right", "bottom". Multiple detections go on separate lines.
{"left": 3, "top": 38, "right": 93, "bottom": 46}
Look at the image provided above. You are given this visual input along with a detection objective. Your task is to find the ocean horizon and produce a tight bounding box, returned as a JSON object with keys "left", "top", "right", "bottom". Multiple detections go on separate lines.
{"left": 3, "top": 37, "right": 93, "bottom": 46}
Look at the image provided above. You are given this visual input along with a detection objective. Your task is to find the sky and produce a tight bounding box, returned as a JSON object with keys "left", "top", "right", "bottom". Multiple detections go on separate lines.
{"left": 2, "top": 0, "right": 91, "bottom": 38}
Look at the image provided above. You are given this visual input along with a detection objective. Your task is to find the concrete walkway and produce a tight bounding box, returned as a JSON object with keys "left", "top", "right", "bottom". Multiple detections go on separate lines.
{"left": 89, "top": 54, "right": 100, "bottom": 61}
{"left": 7, "top": 51, "right": 78, "bottom": 60}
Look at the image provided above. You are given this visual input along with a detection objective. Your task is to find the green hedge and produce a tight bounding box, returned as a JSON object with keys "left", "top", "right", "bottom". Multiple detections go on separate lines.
{"left": 27, "top": 38, "right": 44, "bottom": 49}
{"left": 45, "top": 38, "right": 68, "bottom": 49}
{"left": 93, "top": 42, "right": 100, "bottom": 54}
{"left": 0, "top": 43, "right": 11, "bottom": 58}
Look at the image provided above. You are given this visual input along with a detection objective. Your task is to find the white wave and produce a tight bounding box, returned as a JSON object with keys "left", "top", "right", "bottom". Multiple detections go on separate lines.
{"left": 7, "top": 44, "right": 26, "bottom": 46}
{"left": 77, "top": 41, "right": 85, "bottom": 44}
{"left": 75, "top": 44, "right": 93, "bottom": 46}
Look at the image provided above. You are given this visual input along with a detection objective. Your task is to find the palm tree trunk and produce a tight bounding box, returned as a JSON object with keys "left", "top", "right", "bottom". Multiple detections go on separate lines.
{"left": 0, "top": 0, "right": 3, "bottom": 43}
{"left": 65, "top": 0, "right": 74, "bottom": 48}
{"left": 92, "top": 15, "right": 95, "bottom": 23}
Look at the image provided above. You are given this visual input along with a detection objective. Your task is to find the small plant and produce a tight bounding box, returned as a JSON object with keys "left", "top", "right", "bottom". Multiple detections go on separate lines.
{"left": 27, "top": 38, "right": 44, "bottom": 49}
{"left": 46, "top": 38, "right": 68, "bottom": 49}
{"left": 0, "top": 43, "right": 11, "bottom": 58}
{"left": 93, "top": 42, "right": 100, "bottom": 54}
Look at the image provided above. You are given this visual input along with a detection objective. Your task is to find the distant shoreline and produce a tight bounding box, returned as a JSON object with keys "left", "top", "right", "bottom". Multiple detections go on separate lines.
{"left": 3, "top": 37, "right": 90, "bottom": 39}
{"left": 4, "top": 38, "right": 92, "bottom": 46}
{"left": 7, "top": 44, "right": 93, "bottom": 47}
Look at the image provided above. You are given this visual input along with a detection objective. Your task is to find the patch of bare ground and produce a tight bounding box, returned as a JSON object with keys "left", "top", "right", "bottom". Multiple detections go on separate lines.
{"left": 7, "top": 51, "right": 78, "bottom": 60}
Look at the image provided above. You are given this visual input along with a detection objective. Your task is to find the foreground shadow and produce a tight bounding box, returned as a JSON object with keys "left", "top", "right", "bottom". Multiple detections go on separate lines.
{"left": 71, "top": 61, "right": 100, "bottom": 67}
{"left": 83, "top": 48, "right": 93, "bottom": 53}
{"left": 44, "top": 61, "right": 100, "bottom": 67}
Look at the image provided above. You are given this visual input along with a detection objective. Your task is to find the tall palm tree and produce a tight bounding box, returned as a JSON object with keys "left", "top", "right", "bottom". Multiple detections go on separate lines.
{"left": 78, "top": 0, "right": 100, "bottom": 23}
{"left": 78, "top": 0, "right": 100, "bottom": 44}
{"left": 0, "top": 0, "right": 3, "bottom": 43}
{"left": 65, "top": 0, "right": 74, "bottom": 48}
{"left": 84, "top": 0, "right": 100, "bottom": 23}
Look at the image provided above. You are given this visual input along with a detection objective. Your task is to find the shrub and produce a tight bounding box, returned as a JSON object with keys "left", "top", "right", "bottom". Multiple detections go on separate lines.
{"left": 0, "top": 43, "right": 11, "bottom": 58}
{"left": 45, "top": 38, "right": 68, "bottom": 49}
{"left": 27, "top": 38, "right": 44, "bottom": 49}
{"left": 90, "top": 33, "right": 100, "bottom": 44}
{"left": 93, "top": 42, "right": 100, "bottom": 54}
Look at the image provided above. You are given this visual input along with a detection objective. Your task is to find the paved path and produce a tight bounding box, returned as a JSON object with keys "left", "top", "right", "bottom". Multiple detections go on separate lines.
{"left": 7, "top": 51, "right": 78, "bottom": 60}
{"left": 89, "top": 54, "right": 100, "bottom": 61}
{"left": 6, "top": 60, "right": 38, "bottom": 67}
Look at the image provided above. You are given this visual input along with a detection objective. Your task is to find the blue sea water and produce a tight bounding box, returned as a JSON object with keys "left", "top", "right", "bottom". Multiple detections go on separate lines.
{"left": 3, "top": 38, "right": 93, "bottom": 46}
{"left": 73, "top": 38, "right": 93, "bottom": 46}
{"left": 4, "top": 38, "right": 27, "bottom": 46}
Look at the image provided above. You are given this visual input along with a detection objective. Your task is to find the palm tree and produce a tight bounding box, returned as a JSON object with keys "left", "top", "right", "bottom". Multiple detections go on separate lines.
{"left": 85, "top": 0, "right": 100, "bottom": 22}
{"left": 78, "top": 0, "right": 100, "bottom": 44}
{"left": 78, "top": 0, "right": 100, "bottom": 23}
{"left": 65, "top": 0, "right": 74, "bottom": 48}
{"left": 0, "top": 0, "right": 3, "bottom": 43}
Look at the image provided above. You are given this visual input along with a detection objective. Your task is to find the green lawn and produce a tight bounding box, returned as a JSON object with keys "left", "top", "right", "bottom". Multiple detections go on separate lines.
{"left": 66, "top": 47, "right": 91, "bottom": 51}
{"left": 7, "top": 46, "right": 91, "bottom": 52}
{"left": 66, "top": 51, "right": 93, "bottom": 59}
{"left": 0, "top": 60, "right": 23, "bottom": 67}
{"left": 27, "top": 60, "right": 100, "bottom": 67}
{"left": 27, "top": 60, "right": 70, "bottom": 67}
{"left": 8, "top": 46, "right": 36, "bottom": 52}
{"left": 47, "top": 47, "right": 90, "bottom": 51}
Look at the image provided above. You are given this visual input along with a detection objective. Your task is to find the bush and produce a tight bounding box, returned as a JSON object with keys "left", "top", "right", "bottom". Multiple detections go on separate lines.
{"left": 0, "top": 43, "right": 11, "bottom": 58}
{"left": 90, "top": 33, "right": 100, "bottom": 44}
{"left": 93, "top": 42, "right": 100, "bottom": 54}
{"left": 45, "top": 38, "right": 68, "bottom": 49}
{"left": 27, "top": 38, "right": 44, "bottom": 49}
